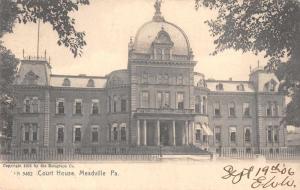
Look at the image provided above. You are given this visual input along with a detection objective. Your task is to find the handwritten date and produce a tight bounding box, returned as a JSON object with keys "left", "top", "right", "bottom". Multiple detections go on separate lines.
{"left": 222, "top": 164, "right": 296, "bottom": 189}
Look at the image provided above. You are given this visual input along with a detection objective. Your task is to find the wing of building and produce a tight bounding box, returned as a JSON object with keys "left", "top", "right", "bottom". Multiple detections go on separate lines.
{"left": 12, "top": 1, "right": 286, "bottom": 155}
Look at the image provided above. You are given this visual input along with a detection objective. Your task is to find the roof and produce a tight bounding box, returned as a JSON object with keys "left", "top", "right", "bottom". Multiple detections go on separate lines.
{"left": 133, "top": 20, "right": 191, "bottom": 56}
{"left": 206, "top": 80, "right": 255, "bottom": 92}
{"left": 50, "top": 75, "right": 107, "bottom": 88}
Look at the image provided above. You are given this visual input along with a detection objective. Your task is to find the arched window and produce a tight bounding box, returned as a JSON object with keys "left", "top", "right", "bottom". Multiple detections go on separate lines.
{"left": 23, "top": 71, "right": 39, "bottom": 85}
{"left": 120, "top": 123, "right": 127, "bottom": 141}
{"left": 237, "top": 84, "right": 245, "bottom": 91}
{"left": 195, "top": 96, "right": 201, "bottom": 113}
{"left": 216, "top": 83, "right": 224, "bottom": 91}
{"left": 24, "top": 98, "right": 31, "bottom": 113}
{"left": 87, "top": 79, "right": 95, "bottom": 87}
{"left": 264, "top": 80, "right": 277, "bottom": 92}
{"left": 31, "top": 97, "right": 39, "bottom": 113}
{"left": 112, "top": 123, "right": 118, "bottom": 141}
{"left": 62, "top": 78, "right": 71, "bottom": 86}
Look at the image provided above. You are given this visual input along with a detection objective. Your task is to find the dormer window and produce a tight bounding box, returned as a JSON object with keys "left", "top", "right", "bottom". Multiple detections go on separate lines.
{"left": 264, "top": 80, "right": 277, "bottom": 92}
{"left": 152, "top": 29, "right": 174, "bottom": 60}
{"left": 237, "top": 84, "right": 245, "bottom": 91}
{"left": 87, "top": 79, "right": 95, "bottom": 87}
{"left": 216, "top": 83, "right": 224, "bottom": 91}
{"left": 23, "top": 71, "right": 39, "bottom": 85}
{"left": 62, "top": 78, "right": 71, "bottom": 86}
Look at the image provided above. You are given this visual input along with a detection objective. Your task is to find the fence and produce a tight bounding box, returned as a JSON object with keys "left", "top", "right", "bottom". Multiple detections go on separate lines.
{"left": 0, "top": 146, "right": 161, "bottom": 162}
{"left": 220, "top": 147, "right": 300, "bottom": 160}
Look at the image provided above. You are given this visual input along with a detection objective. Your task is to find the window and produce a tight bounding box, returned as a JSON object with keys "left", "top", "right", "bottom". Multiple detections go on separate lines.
{"left": 237, "top": 84, "right": 245, "bottom": 91}
{"left": 202, "top": 96, "right": 207, "bottom": 114}
{"left": 112, "top": 125, "right": 118, "bottom": 141}
{"left": 120, "top": 123, "right": 126, "bottom": 141}
{"left": 24, "top": 97, "right": 39, "bottom": 113}
{"left": 91, "top": 126, "right": 99, "bottom": 143}
{"left": 113, "top": 96, "right": 118, "bottom": 112}
{"left": 195, "top": 96, "right": 201, "bottom": 113}
{"left": 157, "top": 92, "right": 162, "bottom": 108}
{"left": 266, "top": 101, "right": 278, "bottom": 117}
{"left": 274, "top": 126, "right": 279, "bottom": 143}
{"left": 73, "top": 126, "right": 81, "bottom": 143}
{"left": 243, "top": 103, "right": 250, "bottom": 117}
{"left": 22, "top": 123, "right": 38, "bottom": 143}
{"left": 164, "top": 92, "right": 170, "bottom": 108}
{"left": 87, "top": 79, "right": 95, "bottom": 87}
{"left": 157, "top": 92, "right": 170, "bottom": 108}
{"left": 31, "top": 97, "right": 39, "bottom": 113}
{"left": 177, "top": 75, "right": 183, "bottom": 85}
{"left": 31, "top": 148, "right": 37, "bottom": 154}
{"left": 24, "top": 125, "right": 30, "bottom": 142}
{"left": 272, "top": 102, "right": 278, "bottom": 116}
{"left": 244, "top": 128, "right": 251, "bottom": 143}
{"left": 56, "top": 98, "right": 65, "bottom": 114}
{"left": 229, "top": 127, "right": 236, "bottom": 143}
{"left": 57, "top": 125, "right": 64, "bottom": 143}
{"left": 228, "top": 102, "right": 236, "bottom": 117}
{"left": 267, "top": 125, "right": 280, "bottom": 143}
{"left": 57, "top": 148, "right": 64, "bottom": 155}
{"left": 196, "top": 129, "right": 201, "bottom": 141}
{"left": 74, "top": 99, "right": 82, "bottom": 114}
{"left": 24, "top": 98, "right": 31, "bottom": 113}
{"left": 142, "top": 72, "right": 148, "bottom": 83}
{"left": 108, "top": 96, "right": 112, "bottom": 113}
{"left": 215, "top": 127, "right": 221, "bottom": 144}
{"left": 203, "top": 135, "right": 208, "bottom": 143}
{"left": 32, "top": 123, "right": 38, "bottom": 141}
{"left": 141, "top": 91, "right": 149, "bottom": 108}
{"left": 91, "top": 99, "right": 99, "bottom": 114}
{"left": 214, "top": 102, "right": 221, "bottom": 117}
{"left": 267, "top": 126, "right": 273, "bottom": 143}
{"left": 163, "top": 74, "right": 169, "bottom": 84}
{"left": 176, "top": 92, "right": 184, "bottom": 110}
{"left": 121, "top": 99, "right": 127, "bottom": 112}
{"left": 62, "top": 78, "right": 71, "bottom": 86}
{"left": 216, "top": 83, "right": 224, "bottom": 91}
{"left": 266, "top": 102, "right": 272, "bottom": 116}
{"left": 156, "top": 48, "right": 162, "bottom": 60}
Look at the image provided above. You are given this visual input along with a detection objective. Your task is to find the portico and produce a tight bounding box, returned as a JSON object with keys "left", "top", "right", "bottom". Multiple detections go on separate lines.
{"left": 136, "top": 119, "right": 194, "bottom": 146}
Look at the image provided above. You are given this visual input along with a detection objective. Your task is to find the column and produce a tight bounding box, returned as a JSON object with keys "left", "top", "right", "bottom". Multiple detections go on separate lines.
{"left": 143, "top": 120, "right": 147, "bottom": 146}
{"left": 137, "top": 120, "right": 140, "bottom": 146}
{"left": 185, "top": 120, "right": 189, "bottom": 145}
{"left": 172, "top": 120, "right": 176, "bottom": 146}
{"left": 182, "top": 123, "right": 185, "bottom": 145}
{"left": 191, "top": 122, "right": 195, "bottom": 145}
{"left": 157, "top": 120, "right": 160, "bottom": 146}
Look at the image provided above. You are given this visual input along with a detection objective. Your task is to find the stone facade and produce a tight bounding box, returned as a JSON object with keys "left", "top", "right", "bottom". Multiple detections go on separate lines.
{"left": 11, "top": 2, "right": 286, "bottom": 154}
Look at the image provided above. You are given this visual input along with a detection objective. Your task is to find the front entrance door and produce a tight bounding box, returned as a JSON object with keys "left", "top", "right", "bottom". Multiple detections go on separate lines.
{"left": 160, "top": 125, "right": 169, "bottom": 146}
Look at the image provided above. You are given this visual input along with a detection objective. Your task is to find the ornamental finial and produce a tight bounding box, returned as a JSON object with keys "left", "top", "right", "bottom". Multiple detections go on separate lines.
{"left": 153, "top": 0, "right": 165, "bottom": 22}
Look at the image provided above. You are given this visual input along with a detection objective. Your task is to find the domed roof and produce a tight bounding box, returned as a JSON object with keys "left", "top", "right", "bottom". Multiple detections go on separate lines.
{"left": 132, "top": 1, "right": 191, "bottom": 56}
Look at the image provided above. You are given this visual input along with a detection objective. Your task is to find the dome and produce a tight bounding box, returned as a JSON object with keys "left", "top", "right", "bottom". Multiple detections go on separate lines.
{"left": 131, "top": 1, "right": 191, "bottom": 56}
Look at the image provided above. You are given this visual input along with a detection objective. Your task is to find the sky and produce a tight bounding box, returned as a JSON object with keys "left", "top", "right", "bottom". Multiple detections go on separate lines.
{"left": 2, "top": 0, "right": 268, "bottom": 81}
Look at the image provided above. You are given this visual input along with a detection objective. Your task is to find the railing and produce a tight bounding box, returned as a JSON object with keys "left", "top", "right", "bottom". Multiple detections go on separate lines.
{"left": 219, "top": 147, "right": 300, "bottom": 160}
{"left": 136, "top": 108, "right": 194, "bottom": 114}
{"left": 0, "top": 147, "right": 161, "bottom": 162}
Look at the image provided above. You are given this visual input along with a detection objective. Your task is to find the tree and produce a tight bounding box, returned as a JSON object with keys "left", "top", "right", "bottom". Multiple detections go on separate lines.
{"left": 0, "top": 43, "right": 18, "bottom": 149}
{"left": 0, "top": 0, "right": 89, "bottom": 151}
{"left": 0, "top": 0, "right": 90, "bottom": 57}
{"left": 195, "top": 0, "right": 300, "bottom": 126}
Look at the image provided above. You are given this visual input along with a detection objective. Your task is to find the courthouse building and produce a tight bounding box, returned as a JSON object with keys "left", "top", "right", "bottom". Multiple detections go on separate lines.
{"left": 11, "top": 1, "right": 287, "bottom": 155}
